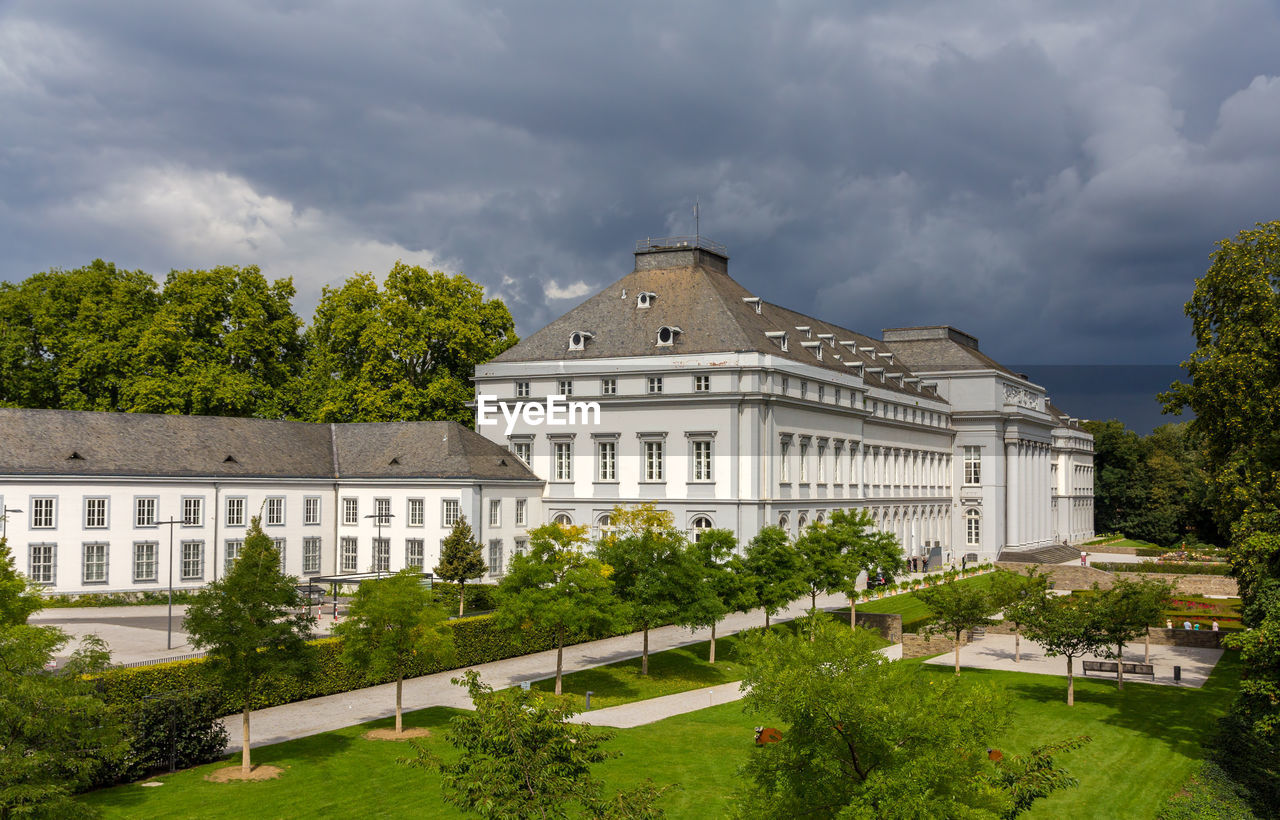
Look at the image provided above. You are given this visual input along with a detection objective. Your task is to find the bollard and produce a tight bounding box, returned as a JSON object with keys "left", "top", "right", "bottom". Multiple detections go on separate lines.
{"left": 585, "top": 691, "right": 593, "bottom": 710}
{"left": 520, "top": 680, "right": 530, "bottom": 691}
{"left": 1173, "top": 665, "right": 1182, "bottom": 684}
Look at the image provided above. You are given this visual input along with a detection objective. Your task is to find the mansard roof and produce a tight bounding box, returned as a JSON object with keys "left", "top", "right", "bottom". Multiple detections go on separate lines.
{"left": 492, "top": 246, "right": 937, "bottom": 399}
{"left": 880, "top": 326, "right": 1020, "bottom": 377}
{"left": 0, "top": 409, "right": 539, "bottom": 482}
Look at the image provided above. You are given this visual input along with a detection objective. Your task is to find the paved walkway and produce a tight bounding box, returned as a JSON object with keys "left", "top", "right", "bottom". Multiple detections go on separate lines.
{"left": 923, "top": 633, "right": 1223, "bottom": 687}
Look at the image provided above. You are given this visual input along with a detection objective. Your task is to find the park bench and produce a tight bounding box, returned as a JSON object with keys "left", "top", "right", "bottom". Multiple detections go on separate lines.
{"left": 1121, "top": 662, "right": 1155, "bottom": 679}
{"left": 1081, "top": 661, "right": 1118, "bottom": 676}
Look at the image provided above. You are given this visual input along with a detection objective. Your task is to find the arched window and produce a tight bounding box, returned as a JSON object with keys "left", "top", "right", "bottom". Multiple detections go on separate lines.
{"left": 797, "top": 513, "right": 808, "bottom": 531}
{"left": 815, "top": 512, "right": 825, "bottom": 525}
{"left": 596, "top": 513, "right": 613, "bottom": 530}
{"left": 965, "top": 509, "right": 981, "bottom": 546}
{"left": 778, "top": 513, "right": 790, "bottom": 531}
{"left": 553, "top": 512, "right": 573, "bottom": 527}
{"left": 690, "top": 515, "right": 713, "bottom": 541}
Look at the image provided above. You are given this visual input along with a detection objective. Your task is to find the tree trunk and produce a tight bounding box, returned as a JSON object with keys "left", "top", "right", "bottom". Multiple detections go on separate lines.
{"left": 396, "top": 676, "right": 404, "bottom": 734}
{"left": 1014, "top": 626, "right": 1021, "bottom": 663}
{"left": 849, "top": 597, "right": 857, "bottom": 631}
{"left": 810, "top": 590, "right": 818, "bottom": 642}
{"left": 555, "top": 631, "right": 564, "bottom": 695}
{"left": 764, "top": 610, "right": 770, "bottom": 629}
{"left": 1117, "top": 643, "right": 1125, "bottom": 691}
{"left": 954, "top": 628, "right": 962, "bottom": 675}
{"left": 1144, "top": 627, "right": 1151, "bottom": 664}
{"left": 1066, "top": 656, "right": 1075, "bottom": 706}
{"left": 458, "top": 582, "right": 466, "bottom": 618}
{"left": 241, "top": 705, "right": 251, "bottom": 774}
{"left": 641, "top": 627, "right": 649, "bottom": 675}
{"left": 709, "top": 621, "right": 717, "bottom": 664}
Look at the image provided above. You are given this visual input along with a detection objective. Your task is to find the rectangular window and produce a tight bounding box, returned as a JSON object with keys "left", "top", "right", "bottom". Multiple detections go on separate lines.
{"left": 182, "top": 497, "right": 203, "bottom": 527}
{"left": 226, "top": 497, "right": 245, "bottom": 527}
{"left": 135, "top": 497, "right": 157, "bottom": 528}
{"left": 692, "top": 440, "right": 713, "bottom": 481}
{"left": 442, "top": 499, "right": 461, "bottom": 528}
{"left": 601, "top": 377, "right": 617, "bottom": 395}
{"left": 515, "top": 380, "right": 530, "bottom": 398}
{"left": 512, "top": 441, "right": 531, "bottom": 465}
{"left": 31, "top": 497, "right": 55, "bottom": 529}
{"left": 303, "top": 537, "right": 321, "bottom": 574}
{"left": 488, "top": 539, "right": 504, "bottom": 577}
{"left": 514, "top": 537, "right": 528, "bottom": 557}
{"left": 224, "top": 539, "right": 243, "bottom": 572}
{"left": 84, "top": 497, "right": 108, "bottom": 529}
{"left": 29, "top": 543, "right": 55, "bottom": 584}
{"left": 181, "top": 541, "right": 203, "bottom": 580}
{"left": 265, "top": 497, "right": 284, "bottom": 526}
{"left": 373, "top": 538, "right": 390, "bottom": 573}
{"left": 342, "top": 497, "right": 359, "bottom": 526}
{"left": 647, "top": 376, "right": 663, "bottom": 394}
{"left": 273, "top": 539, "right": 286, "bottom": 570}
{"left": 799, "top": 441, "right": 810, "bottom": 483}
{"left": 780, "top": 376, "right": 789, "bottom": 394}
{"left": 964, "top": 446, "right": 982, "bottom": 485}
{"left": 833, "top": 445, "right": 843, "bottom": 484}
{"left": 407, "top": 498, "right": 424, "bottom": 527}
{"left": 374, "top": 497, "right": 391, "bottom": 524}
{"left": 554, "top": 442, "right": 573, "bottom": 481}
{"left": 82, "top": 542, "right": 108, "bottom": 584}
{"left": 341, "top": 537, "right": 359, "bottom": 573}
{"left": 967, "top": 512, "right": 981, "bottom": 546}
{"left": 557, "top": 379, "right": 573, "bottom": 397}
{"left": 694, "top": 375, "right": 710, "bottom": 392}
{"left": 134, "top": 541, "right": 157, "bottom": 582}
{"left": 489, "top": 499, "right": 501, "bottom": 527}
{"left": 644, "top": 440, "right": 664, "bottom": 482}
{"left": 780, "top": 439, "right": 791, "bottom": 483}
{"left": 817, "top": 444, "right": 827, "bottom": 483}
{"left": 800, "top": 381, "right": 808, "bottom": 399}
{"left": 405, "top": 538, "right": 424, "bottom": 570}
{"left": 597, "top": 440, "right": 616, "bottom": 481}
{"left": 835, "top": 387, "right": 841, "bottom": 404}
{"left": 818, "top": 384, "right": 825, "bottom": 402}
{"left": 303, "top": 497, "right": 321, "bottom": 526}
{"left": 515, "top": 499, "right": 527, "bottom": 527}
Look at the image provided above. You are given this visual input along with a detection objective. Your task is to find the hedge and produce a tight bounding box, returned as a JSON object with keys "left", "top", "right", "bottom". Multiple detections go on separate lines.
{"left": 1093, "top": 561, "right": 1232, "bottom": 576}
{"left": 93, "top": 612, "right": 595, "bottom": 714}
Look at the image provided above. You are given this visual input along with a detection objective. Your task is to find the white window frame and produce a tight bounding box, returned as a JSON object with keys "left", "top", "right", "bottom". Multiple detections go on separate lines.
{"left": 694, "top": 375, "right": 710, "bottom": 392}
{"left": 780, "top": 437, "right": 792, "bottom": 484}
{"left": 341, "top": 537, "right": 359, "bottom": 573}
{"left": 180, "top": 540, "right": 204, "bottom": 581}
{"left": 181, "top": 496, "right": 204, "bottom": 527}
{"left": 596, "top": 439, "right": 617, "bottom": 482}
{"left": 601, "top": 377, "right": 617, "bottom": 395}
{"left": 405, "top": 538, "right": 425, "bottom": 570}
{"left": 82, "top": 542, "right": 109, "bottom": 584}
{"left": 226, "top": 497, "right": 246, "bottom": 527}
{"left": 647, "top": 376, "right": 663, "bottom": 394}
{"left": 302, "top": 537, "right": 322, "bottom": 574}
{"left": 799, "top": 439, "right": 810, "bottom": 484}
{"left": 442, "top": 499, "right": 461, "bottom": 528}
{"left": 84, "top": 497, "right": 108, "bottom": 529}
{"left": 691, "top": 439, "right": 713, "bottom": 482}
{"left": 489, "top": 499, "right": 502, "bottom": 528}
{"left": 512, "top": 440, "right": 532, "bottom": 465}
{"left": 135, "top": 496, "right": 157, "bottom": 529}
{"left": 303, "top": 496, "right": 321, "bottom": 526}
{"left": 643, "top": 439, "right": 664, "bottom": 482}
{"left": 373, "top": 497, "right": 392, "bottom": 524}
{"left": 30, "top": 496, "right": 55, "bottom": 529}
{"left": 224, "top": 539, "right": 243, "bottom": 572}
{"left": 515, "top": 380, "right": 530, "bottom": 398}
{"left": 553, "top": 441, "right": 573, "bottom": 482}
{"left": 342, "top": 497, "right": 359, "bottom": 526}
{"left": 488, "top": 539, "right": 504, "bottom": 577}
{"left": 273, "top": 538, "right": 287, "bottom": 570}
{"left": 29, "top": 543, "right": 56, "bottom": 585}
{"left": 134, "top": 541, "right": 158, "bottom": 582}
{"left": 817, "top": 442, "right": 827, "bottom": 484}
{"left": 264, "top": 496, "right": 285, "bottom": 527}
{"left": 515, "top": 498, "right": 527, "bottom": 527}
{"left": 557, "top": 379, "right": 573, "bottom": 397}
{"left": 966, "top": 509, "right": 981, "bottom": 546}
{"left": 407, "top": 498, "right": 425, "bottom": 527}
{"left": 964, "top": 446, "right": 982, "bottom": 486}
{"left": 373, "top": 537, "right": 391, "bottom": 573}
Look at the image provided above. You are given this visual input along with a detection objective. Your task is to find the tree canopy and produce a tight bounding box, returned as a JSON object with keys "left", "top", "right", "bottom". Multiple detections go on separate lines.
{"left": 1019, "top": 593, "right": 1106, "bottom": 706}
{"left": 0, "top": 537, "right": 44, "bottom": 627}
{"left": 915, "top": 575, "right": 1000, "bottom": 675}
{"left": 434, "top": 516, "right": 487, "bottom": 617}
{"left": 742, "top": 526, "right": 806, "bottom": 628}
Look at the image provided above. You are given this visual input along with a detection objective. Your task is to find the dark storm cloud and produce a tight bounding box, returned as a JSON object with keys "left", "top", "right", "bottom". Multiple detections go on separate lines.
{"left": 4, "top": 0, "right": 1280, "bottom": 389}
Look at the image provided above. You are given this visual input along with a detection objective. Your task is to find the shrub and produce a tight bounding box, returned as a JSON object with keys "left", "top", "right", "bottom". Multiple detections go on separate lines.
{"left": 96, "top": 688, "right": 228, "bottom": 785}
{"left": 1093, "top": 562, "right": 1231, "bottom": 576}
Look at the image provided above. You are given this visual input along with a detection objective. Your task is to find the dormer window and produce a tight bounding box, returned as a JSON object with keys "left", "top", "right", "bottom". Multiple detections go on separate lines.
{"left": 859, "top": 346, "right": 877, "bottom": 359}
{"left": 656, "top": 325, "right": 682, "bottom": 346}
{"left": 881, "top": 352, "right": 894, "bottom": 363}
{"left": 817, "top": 333, "right": 834, "bottom": 346}
{"left": 795, "top": 325, "right": 812, "bottom": 338}
{"left": 637, "top": 291, "right": 657, "bottom": 309}
{"left": 765, "top": 331, "right": 788, "bottom": 352}
{"left": 742, "top": 297, "right": 762, "bottom": 314}
{"left": 845, "top": 361, "right": 864, "bottom": 376}
{"left": 568, "top": 330, "right": 594, "bottom": 351}
{"left": 801, "top": 340, "right": 822, "bottom": 360}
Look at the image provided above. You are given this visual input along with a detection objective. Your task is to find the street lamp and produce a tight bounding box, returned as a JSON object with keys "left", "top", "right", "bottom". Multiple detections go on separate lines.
{"left": 365, "top": 511, "right": 394, "bottom": 579}
{"left": 156, "top": 517, "right": 183, "bottom": 650}
{"left": 1, "top": 507, "right": 22, "bottom": 540}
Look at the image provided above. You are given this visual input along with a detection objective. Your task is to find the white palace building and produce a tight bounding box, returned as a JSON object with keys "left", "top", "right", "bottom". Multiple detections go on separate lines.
{"left": 0, "top": 237, "right": 1093, "bottom": 596}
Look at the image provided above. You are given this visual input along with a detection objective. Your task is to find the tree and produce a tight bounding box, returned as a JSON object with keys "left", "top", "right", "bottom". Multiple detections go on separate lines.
{"left": 793, "top": 519, "right": 847, "bottom": 620}
{"left": 1094, "top": 577, "right": 1173, "bottom": 689}
{"left": 733, "top": 614, "right": 1013, "bottom": 818}
{"left": 595, "top": 504, "right": 701, "bottom": 675}
{"left": 334, "top": 570, "right": 454, "bottom": 734}
{"left": 990, "top": 566, "right": 1050, "bottom": 663}
{"left": 183, "top": 517, "right": 314, "bottom": 775}
{"left": 982, "top": 737, "right": 1092, "bottom": 819}
{"left": 493, "top": 523, "right": 625, "bottom": 695}
{"left": 821, "top": 509, "right": 904, "bottom": 631}
{"left": 124, "top": 266, "right": 304, "bottom": 418}
{"left": 407, "top": 670, "right": 671, "bottom": 819}
{"left": 434, "top": 516, "right": 487, "bottom": 618}
{"left": 916, "top": 576, "right": 1000, "bottom": 675}
{"left": 742, "top": 526, "right": 805, "bottom": 628}
{"left": 681, "top": 529, "right": 751, "bottom": 663}
{"left": 297, "top": 264, "right": 517, "bottom": 424}
{"left": 0, "top": 537, "right": 44, "bottom": 626}
{"left": 1020, "top": 594, "right": 1106, "bottom": 706}
{"left": 0, "top": 626, "right": 126, "bottom": 818}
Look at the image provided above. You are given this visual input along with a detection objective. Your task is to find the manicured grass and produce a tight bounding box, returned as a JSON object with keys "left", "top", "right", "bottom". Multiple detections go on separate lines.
{"left": 80, "top": 649, "right": 1242, "bottom": 819}
{"left": 1085, "top": 536, "right": 1160, "bottom": 550}
{"left": 851, "top": 571, "right": 1000, "bottom": 632}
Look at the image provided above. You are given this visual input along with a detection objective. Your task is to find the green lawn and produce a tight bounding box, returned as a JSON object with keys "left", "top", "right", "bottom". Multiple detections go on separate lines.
{"left": 80, "top": 649, "right": 1241, "bottom": 819}
{"left": 1084, "top": 536, "right": 1160, "bottom": 550}
{"left": 850, "top": 571, "right": 1000, "bottom": 632}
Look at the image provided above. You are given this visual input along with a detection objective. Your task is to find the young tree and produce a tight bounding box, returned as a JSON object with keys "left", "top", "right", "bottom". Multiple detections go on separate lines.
{"left": 493, "top": 523, "right": 625, "bottom": 694}
{"left": 0, "top": 537, "right": 45, "bottom": 626}
{"left": 595, "top": 504, "right": 700, "bottom": 675}
{"left": 1020, "top": 594, "right": 1106, "bottom": 706}
{"left": 407, "top": 670, "right": 670, "bottom": 819}
{"left": 742, "top": 526, "right": 805, "bottom": 628}
{"left": 1095, "top": 577, "right": 1174, "bottom": 688}
{"left": 183, "top": 517, "right": 315, "bottom": 775}
{"left": 734, "top": 614, "right": 1012, "bottom": 818}
{"left": 434, "top": 516, "right": 487, "bottom": 617}
{"left": 334, "top": 570, "right": 454, "bottom": 734}
{"left": 916, "top": 575, "right": 1000, "bottom": 675}
{"left": 822, "top": 509, "right": 904, "bottom": 631}
{"left": 681, "top": 528, "right": 750, "bottom": 663}
{"left": 989, "top": 567, "right": 1050, "bottom": 663}
{"left": 793, "top": 519, "right": 847, "bottom": 627}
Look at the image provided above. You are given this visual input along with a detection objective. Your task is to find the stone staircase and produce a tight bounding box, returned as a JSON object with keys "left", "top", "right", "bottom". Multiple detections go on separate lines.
{"left": 998, "top": 543, "right": 1082, "bottom": 564}
{"left": 968, "top": 626, "right": 986, "bottom": 641}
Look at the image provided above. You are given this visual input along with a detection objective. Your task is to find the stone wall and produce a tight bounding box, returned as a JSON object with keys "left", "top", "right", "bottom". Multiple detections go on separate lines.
{"left": 996, "top": 562, "right": 1117, "bottom": 590}
{"left": 1160, "top": 574, "right": 1238, "bottom": 596}
{"left": 854, "top": 612, "right": 903, "bottom": 644}
{"left": 986, "top": 620, "right": 1225, "bottom": 648}
{"left": 902, "top": 630, "right": 971, "bottom": 659}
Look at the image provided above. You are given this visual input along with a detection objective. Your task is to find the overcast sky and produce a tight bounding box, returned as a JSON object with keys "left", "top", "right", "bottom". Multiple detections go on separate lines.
{"left": 4, "top": 1, "right": 1279, "bottom": 392}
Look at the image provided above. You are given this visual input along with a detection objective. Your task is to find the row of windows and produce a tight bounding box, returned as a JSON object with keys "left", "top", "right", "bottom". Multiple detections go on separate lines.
{"left": 534, "top": 438, "right": 715, "bottom": 483}
{"left": 25, "top": 537, "right": 325, "bottom": 585}
{"left": 516, "top": 375, "right": 713, "bottom": 399}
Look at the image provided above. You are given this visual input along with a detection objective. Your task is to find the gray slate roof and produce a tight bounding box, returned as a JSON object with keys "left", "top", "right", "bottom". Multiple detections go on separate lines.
{"left": 0, "top": 409, "right": 539, "bottom": 482}
{"left": 493, "top": 249, "right": 937, "bottom": 399}
{"left": 880, "top": 327, "right": 1020, "bottom": 377}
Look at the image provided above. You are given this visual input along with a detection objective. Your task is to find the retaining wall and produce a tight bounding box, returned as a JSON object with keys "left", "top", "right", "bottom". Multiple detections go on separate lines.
{"left": 902, "top": 630, "right": 972, "bottom": 659}
{"left": 853, "top": 612, "right": 903, "bottom": 644}
{"left": 995, "top": 563, "right": 1238, "bottom": 597}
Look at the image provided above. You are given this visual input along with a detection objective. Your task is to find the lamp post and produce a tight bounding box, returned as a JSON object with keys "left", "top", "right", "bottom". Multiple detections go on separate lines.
{"left": 157, "top": 517, "right": 183, "bottom": 650}
{"left": 365, "top": 511, "right": 394, "bottom": 579}
{"left": 1, "top": 507, "right": 21, "bottom": 540}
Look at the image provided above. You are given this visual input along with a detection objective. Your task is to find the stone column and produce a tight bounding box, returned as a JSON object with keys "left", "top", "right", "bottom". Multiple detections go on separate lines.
{"left": 1006, "top": 439, "right": 1020, "bottom": 548}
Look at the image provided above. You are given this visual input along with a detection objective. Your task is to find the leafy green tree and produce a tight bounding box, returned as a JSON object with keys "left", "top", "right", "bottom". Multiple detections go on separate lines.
{"left": 407, "top": 670, "right": 671, "bottom": 819}
{"left": 681, "top": 529, "right": 751, "bottom": 663}
{"left": 595, "top": 504, "right": 701, "bottom": 675}
{"left": 982, "top": 737, "right": 1092, "bottom": 819}
{"left": 822, "top": 509, "right": 904, "bottom": 631}
{"left": 1020, "top": 594, "right": 1106, "bottom": 706}
{"left": 0, "top": 626, "right": 126, "bottom": 818}
{"left": 793, "top": 519, "right": 848, "bottom": 615}
{"left": 0, "top": 537, "right": 44, "bottom": 626}
{"left": 183, "top": 517, "right": 314, "bottom": 774}
{"left": 124, "top": 266, "right": 304, "bottom": 417}
{"left": 434, "top": 516, "right": 487, "bottom": 618}
{"left": 734, "top": 614, "right": 1012, "bottom": 818}
{"left": 298, "top": 264, "right": 517, "bottom": 424}
{"left": 334, "top": 570, "right": 454, "bottom": 734}
{"left": 916, "top": 576, "right": 1000, "bottom": 675}
{"left": 1095, "top": 577, "right": 1173, "bottom": 687}
{"left": 990, "top": 566, "right": 1050, "bottom": 663}
{"left": 742, "top": 526, "right": 805, "bottom": 628}
{"left": 493, "top": 523, "right": 624, "bottom": 695}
